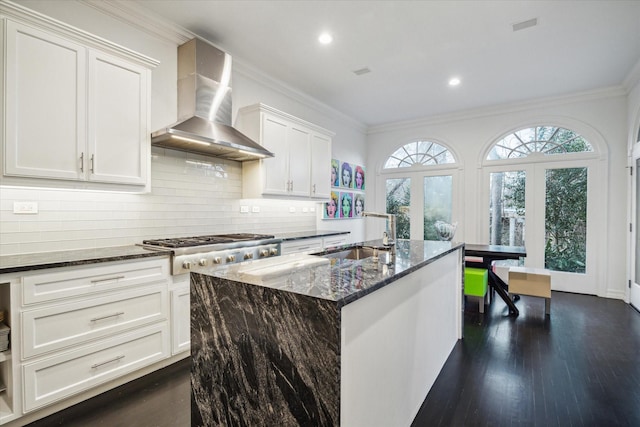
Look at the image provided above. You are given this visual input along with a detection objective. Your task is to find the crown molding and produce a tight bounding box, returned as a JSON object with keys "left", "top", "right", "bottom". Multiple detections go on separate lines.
{"left": 368, "top": 86, "right": 627, "bottom": 135}
{"left": 233, "top": 57, "right": 367, "bottom": 133}
{"left": 623, "top": 58, "right": 640, "bottom": 92}
{"left": 79, "top": 0, "right": 366, "bottom": 133}
{"left": 80, "top": 0, "right": 194, "bottom": 45}
{"left": 0, "top": 0, "right": 159, "bottom": 67}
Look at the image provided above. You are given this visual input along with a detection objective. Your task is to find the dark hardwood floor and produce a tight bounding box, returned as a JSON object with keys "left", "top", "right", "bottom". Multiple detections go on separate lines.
{"left": 28, "top": 291, "right": 640, "bottom": 427}
{"left": 413, "top": 291, "right": 640, "bottom": 427}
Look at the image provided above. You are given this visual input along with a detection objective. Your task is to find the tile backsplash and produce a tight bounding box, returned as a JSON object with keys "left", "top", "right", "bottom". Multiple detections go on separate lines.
{"left": 0, "top": 148, "right": 320, "bottom": 255}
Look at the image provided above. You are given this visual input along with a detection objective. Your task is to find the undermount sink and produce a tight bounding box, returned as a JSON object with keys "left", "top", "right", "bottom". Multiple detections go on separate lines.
{"left": 327, "top": 246, "right": 377, "bottom": 260}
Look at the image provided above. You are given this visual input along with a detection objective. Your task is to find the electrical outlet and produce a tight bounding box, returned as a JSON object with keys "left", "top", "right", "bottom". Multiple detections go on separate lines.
{"left": 310, "top": 206, "right": 316, "bottom": 212}
{"left": 13, "top": 201, "right": 38, "bottom": 214}
{"left": 240, "top": 205, "right": 250, "bottom": 213}
{"left": 303, "top": 207, "right": 309, "bottom": 213}
{"left": 289, "top": 207, "right": 296, "bottom": 213}
{"left": 252, "top": 206, "right": 260, "bottom": 213}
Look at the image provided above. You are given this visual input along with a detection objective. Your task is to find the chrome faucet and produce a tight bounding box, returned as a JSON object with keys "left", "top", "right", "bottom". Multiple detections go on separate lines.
{"left": 362, "top": 212, "right": 397, "bottom": 247}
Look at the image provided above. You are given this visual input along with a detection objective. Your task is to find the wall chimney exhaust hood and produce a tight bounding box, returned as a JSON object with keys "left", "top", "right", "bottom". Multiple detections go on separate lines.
{"left": 151, "top": 38, "right": 274, "bottom": 161}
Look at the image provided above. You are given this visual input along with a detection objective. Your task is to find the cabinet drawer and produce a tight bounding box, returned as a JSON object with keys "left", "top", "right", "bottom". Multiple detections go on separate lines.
{"left": 281, "top": 238, "right": 323, "bottom": 255}
{"left": 22, "top": 286, "right": 168, "bottom": 358}
{"left": 323, "top": 235, "right": 348, "bottom": 249}
{"left": 22, "top": 258, "right": 169, "bottom": 305}
{"left": 23, "top": 323, "right": 168, "bottom": 412}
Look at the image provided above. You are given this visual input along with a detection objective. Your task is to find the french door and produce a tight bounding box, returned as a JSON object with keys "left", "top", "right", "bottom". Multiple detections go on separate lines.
{"left": 383, "top": 169, "right": 458, "bottom": 241}
{"left": 631, "top": 145, "right": 640, "bottom": 310}
{"left": 483, "top": 159, "right": 602, "bottom": 295}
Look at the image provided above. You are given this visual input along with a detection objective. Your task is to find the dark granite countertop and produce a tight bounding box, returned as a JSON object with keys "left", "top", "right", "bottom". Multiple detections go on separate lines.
{"left": 194, "top": 239, "right": 463, "bottom": 306}
{"left": 275, "top": 230, "right": 350, "bottom": 242}
{"left": 0, "top": 245, "right": 171, "bottom": 274}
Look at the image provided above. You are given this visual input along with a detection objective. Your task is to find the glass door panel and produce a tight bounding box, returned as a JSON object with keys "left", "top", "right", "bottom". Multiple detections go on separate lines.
{"left": 386, "top": 178, "right": 411, "bottom": 239}
{"left": 489, "top": 171, "right": 525, "bottom": 246}
{"left": 544, "top": 167, "right": 587, "bottom": 273}
{"left": 423, "top": 175, "right": 453, "bottom": 240}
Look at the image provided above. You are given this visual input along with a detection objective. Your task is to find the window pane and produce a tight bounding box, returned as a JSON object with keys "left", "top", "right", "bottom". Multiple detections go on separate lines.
{"left": 489, "top": 171, "right": 525, "bottom": 246}
{"left": 488, "top": 127, "right": 593, "bottom": 160}
{"left": 424, "top": 175, "right": 453, "bottom": 240}
{"left": 545, "top": 167, "right": 587, "bottom": 273}
{"left": 386, "top": 178, "right": 411, "bottom": 239}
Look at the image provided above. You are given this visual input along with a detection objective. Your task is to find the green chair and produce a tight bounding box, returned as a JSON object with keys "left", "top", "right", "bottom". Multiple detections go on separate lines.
{"left": 465, "top": 267, "right": 488, "bottom": 313}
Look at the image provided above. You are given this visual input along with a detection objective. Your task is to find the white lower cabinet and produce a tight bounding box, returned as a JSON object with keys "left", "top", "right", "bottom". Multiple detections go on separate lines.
{"left": 22, "top": 323, "right": 168, "bottom": 412}
{"left": 281, "top": 238, "right": 324, "bottom": 255}
{"left": 21, "top": 285, "right": 168, "bottom": 359}
{"left": 170, "top": 274, "right": 190, "bottom": 355}
{"left": 322, "top": 235, "right": 349, "bottom": 249}
{"left": 0, "top": 256, "right": 183, "bottom": 422}
{"left": 281, "top": 234, "right": 350, "bottom": 255}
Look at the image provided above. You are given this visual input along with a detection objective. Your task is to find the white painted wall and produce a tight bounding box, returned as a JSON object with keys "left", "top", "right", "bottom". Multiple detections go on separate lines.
{"left": 1, "top": 0, "right": 367, "bottom": 255}
{"left": 366, "top": 91, "right": 629, "bottom": 298}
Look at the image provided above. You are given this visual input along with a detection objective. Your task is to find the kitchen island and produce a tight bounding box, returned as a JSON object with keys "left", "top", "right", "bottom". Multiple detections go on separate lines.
{"left": 190, "top": 239, "right": 464, "bottom": 427}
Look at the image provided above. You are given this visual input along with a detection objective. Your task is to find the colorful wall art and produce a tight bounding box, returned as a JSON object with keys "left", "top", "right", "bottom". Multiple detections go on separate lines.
{"left": 324, "top": 159, "right": 365, "bottom": 220}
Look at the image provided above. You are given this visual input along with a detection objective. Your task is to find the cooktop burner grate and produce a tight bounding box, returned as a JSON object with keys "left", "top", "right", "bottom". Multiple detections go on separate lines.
{"left": 142, "top": 233, "right": 275, "bottom": 248}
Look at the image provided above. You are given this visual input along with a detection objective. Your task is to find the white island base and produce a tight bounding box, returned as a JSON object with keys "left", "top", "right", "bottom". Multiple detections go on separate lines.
{"left": 341, "top": 248, "right": 463, "bottom": 426}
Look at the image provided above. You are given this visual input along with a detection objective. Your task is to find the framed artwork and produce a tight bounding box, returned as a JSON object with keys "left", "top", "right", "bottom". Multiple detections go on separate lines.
{"left": 323, "top": 191, "right": 339, "bottom": 219}
{"left": 353, "top": 194, "right": 365, "bottom": 217}
{"left": 331, "top": 159, "right": 339, "bottom": 187}
{"left": 354, "top": 165, "right": 365, "bottom": 190}
{"left": 340, "top": 161, "right": 354, "bottom": 189}
{"left": 325, "top": 159, "right": 365, "bottom": 219}
{"left": 339, "top": 192, "right": 353, "bottom": 218}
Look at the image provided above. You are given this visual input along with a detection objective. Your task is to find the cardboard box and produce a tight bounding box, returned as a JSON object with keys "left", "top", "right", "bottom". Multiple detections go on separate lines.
{"left": 508, "top": 267, "right": 551, "bottom": 298}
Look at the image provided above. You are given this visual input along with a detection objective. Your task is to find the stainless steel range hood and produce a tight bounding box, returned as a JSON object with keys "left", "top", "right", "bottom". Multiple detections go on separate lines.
{"left": 151, "top": 39, "right": 273, "bottom": 161}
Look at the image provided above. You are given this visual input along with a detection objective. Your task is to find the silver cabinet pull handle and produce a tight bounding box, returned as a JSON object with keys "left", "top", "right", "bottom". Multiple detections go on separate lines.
{"left": 90, "top": 154, "right": 95, "bottom": 173}
{"left": 90, "top": 275, "right": 125, "bottom": 284}
{"left": 80, "top": 152, "right": 84, "bottom": 172}
{"left": 313, "top": 184, "right": 316, "bottom": 194}
{"left": 91, "top": 354, "right": 125, "bottom": 369}
{"left": 90, "top": 311, "right": 124, "bottom": 322}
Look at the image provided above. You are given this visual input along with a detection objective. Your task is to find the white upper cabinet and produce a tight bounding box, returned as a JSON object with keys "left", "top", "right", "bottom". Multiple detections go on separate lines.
{"left": 4, "top": 20, "right": 87, "bottom": 180}
{"left": 1, "top": 7, "right": 157, "bottom": 188}
{"left": 310, "top": 133, "right": 331, "bottom": 199}
{"left": 88, "top": 51, "right": 149, "bottom": 185}
{"left": 238, "top": 103, "right": 333, "bottom": 199}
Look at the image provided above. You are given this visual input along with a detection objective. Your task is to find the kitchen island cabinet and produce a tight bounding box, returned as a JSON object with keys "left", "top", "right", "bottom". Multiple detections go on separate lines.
{"left": 191, "top": 240, "right": 464, "bottom": 426}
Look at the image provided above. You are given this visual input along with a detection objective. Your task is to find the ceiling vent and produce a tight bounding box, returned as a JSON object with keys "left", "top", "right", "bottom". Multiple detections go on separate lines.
{"left": 512, "top": 18, "right": 538, "bottom": 32}
{"left": 353, "top": 67, "right": 371, "bottom": 76}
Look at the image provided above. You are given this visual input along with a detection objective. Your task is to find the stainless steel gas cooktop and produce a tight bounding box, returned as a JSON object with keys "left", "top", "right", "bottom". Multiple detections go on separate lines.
{"left": 141, "top": 233, "right": 281, "bottom": 275}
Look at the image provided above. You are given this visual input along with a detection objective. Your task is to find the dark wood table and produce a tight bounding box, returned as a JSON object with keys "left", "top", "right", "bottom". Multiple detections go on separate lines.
{"left": 464, "top": 244, "right": 527, "bottom": 316}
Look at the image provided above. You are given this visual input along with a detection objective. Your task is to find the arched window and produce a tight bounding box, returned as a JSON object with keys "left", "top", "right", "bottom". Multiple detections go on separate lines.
{"left": 487, "top": 126, "right": 593, "bottom": 160}
{"left": 384, "top": 140, "right": 455, "bottom": 168}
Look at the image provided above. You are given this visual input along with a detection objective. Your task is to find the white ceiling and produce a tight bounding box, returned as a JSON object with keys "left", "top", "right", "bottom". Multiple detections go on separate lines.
{"left": 134, "top": 0, "right": 640, "bottom": 127}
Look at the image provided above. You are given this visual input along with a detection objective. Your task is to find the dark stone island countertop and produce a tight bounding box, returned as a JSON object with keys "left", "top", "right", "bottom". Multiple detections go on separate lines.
{"left": 193, "top": 239, "right": 464, "bottom": 307}
{"left": 0, "top": 245, "right": 171, "bottom": 275}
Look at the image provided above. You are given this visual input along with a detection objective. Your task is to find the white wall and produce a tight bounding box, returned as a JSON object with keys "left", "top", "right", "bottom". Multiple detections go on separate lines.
{"left": 366, "top": 91, "right": 629, "bottom": 298}
{"left": 0, "top": 0, "right": 367, "bottom": 255}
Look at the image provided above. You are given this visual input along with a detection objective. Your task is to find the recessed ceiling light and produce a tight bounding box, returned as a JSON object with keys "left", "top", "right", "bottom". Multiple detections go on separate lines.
{"left": 318, "top": 32, "right": 333, "bottom": 45}
{"left": 448, "top": 77, "right": 461, "bottom": 87}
